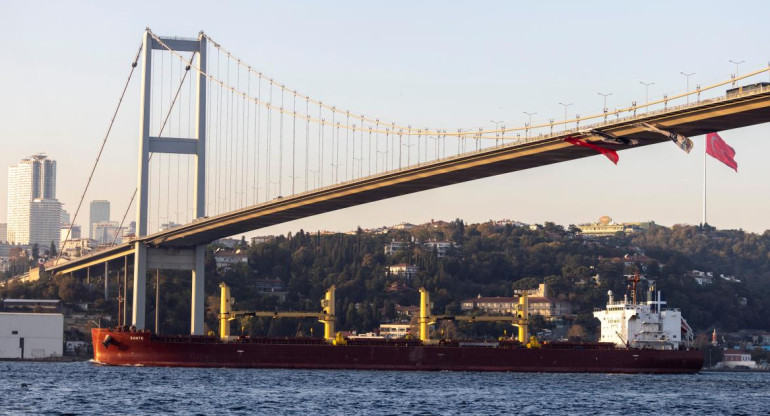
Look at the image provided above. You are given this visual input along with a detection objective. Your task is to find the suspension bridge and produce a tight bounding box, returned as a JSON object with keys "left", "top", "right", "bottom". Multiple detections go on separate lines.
{"left": 47, "top": 29, "right": 770, "bottom": 335}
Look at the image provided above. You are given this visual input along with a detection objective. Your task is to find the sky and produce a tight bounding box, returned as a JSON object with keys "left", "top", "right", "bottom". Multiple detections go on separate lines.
{"left": 2, "top": 1, "right": 770, "bottom": 238}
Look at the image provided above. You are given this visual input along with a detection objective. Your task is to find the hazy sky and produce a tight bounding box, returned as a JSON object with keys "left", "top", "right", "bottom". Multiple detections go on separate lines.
{"left": 2, "top": 1, "right": 770, "bottom": 237}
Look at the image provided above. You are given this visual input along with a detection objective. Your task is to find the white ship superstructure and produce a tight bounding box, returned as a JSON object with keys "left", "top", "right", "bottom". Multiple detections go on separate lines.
{"left": 594, "top": 285, "right": 693, "bottom": 350}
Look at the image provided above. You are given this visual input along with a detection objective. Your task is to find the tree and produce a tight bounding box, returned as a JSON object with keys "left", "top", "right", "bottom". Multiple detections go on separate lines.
{"left": 49, "top": 241, "right": 57, "bottom": 257}
{"left": 32, "top": 243, "right": 39, "bottom": 261}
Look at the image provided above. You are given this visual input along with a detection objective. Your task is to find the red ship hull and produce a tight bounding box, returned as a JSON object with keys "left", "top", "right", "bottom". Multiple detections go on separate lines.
{"left": 92, "top": 329, "right": 703, "bottom": 373}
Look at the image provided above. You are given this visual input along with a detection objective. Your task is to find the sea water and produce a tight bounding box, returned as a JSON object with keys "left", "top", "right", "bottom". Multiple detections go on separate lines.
{"left": 0, "top": 361, "right": 767, "bottom": 415}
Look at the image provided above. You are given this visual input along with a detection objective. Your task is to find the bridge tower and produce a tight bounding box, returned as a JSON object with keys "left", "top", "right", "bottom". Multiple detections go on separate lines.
{"left": 133, "top": 29, "right": 207, "bottom": 334}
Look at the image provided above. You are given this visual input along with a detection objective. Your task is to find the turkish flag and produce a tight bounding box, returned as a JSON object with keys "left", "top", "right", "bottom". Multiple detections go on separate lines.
{"left": 564, "top": 137, "right": 619, "bottom": 164}
{"left": 706, "top": 132, "right": 738, "bottom": 172}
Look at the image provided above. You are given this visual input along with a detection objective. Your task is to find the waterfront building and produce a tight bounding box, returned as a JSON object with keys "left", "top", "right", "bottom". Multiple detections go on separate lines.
{"left": 88, "top": 200, "right": 110, "bottom": 239}
{"left": 719, "top": 349, "right": 757, "bottom": 369}
{"left": 7, "top": 154, "right": 61, "bottom": 247}
{"left": 379, "top": 323, "right": 412, "bottom": 339}
{"left": 0, "top": 313, "right": 63, "bottom": 359}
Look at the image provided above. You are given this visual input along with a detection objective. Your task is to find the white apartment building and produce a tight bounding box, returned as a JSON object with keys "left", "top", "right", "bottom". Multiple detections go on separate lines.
{"left": 30, "top": 199, "right": 61, "bottom": 249}
{"left": 60, "top": 224, "right": 82, "bottom": 242}
{"left": 7, "top": 154, "right": 61, "bottom": 247}
{"left": 423, "top": 240, "right": 455, "bottom": 258}
{"left": 384, "top": 240, "right": 407, "bottom": 256}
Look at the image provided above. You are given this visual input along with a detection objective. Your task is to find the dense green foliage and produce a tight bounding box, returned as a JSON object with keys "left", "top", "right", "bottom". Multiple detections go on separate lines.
{"left": 4, "top": 221, "right": 770, "bottom": 340}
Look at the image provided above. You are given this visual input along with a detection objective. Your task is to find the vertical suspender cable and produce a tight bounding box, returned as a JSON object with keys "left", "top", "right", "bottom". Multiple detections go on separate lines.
{"left": 233, "top": 60, "right": 240, "bottom": 209}
{"left": 279, "top": 86, "right": 284, "bottom": 197}
{"left": 291, "top": 92, "right": 296, "bottom": 195}
{"left": 214, "top": 49, "right": 224, "bottom": 214}
{"left": 318, "top": 103, "right": 323, "bottom": 188}
{"left": 255, "top": 74, "right": 261, "bottom": 205}
{"left": 329, "top": 107, "right": 340, "bottom": 184}
{"left": 265, "top": 82, "right": 272, "bottom": 200}
{"left": 346, "top": 112, "right": 350, "bottom": 181}
{"left": 226, "top": 56, "right": 232, "bottom": 212}
{"left": 245, "top": 68, "right": 251, "bottom": 206}
{"left": 305, "top": 98, "right": 309, "bottom": 192}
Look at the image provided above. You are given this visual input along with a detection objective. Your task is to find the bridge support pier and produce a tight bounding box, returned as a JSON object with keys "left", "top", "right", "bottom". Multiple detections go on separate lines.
{"left": 131, "top": 245, "right": 205, "bottom": 334}
{"left": 132, "top": 242, "right": 147, "bottom": 330}
{"left": 191, "top": 245, "right": 205, "bottom": 335}
{"left": 103, "top": 262, "right": 109, "bottom": 301}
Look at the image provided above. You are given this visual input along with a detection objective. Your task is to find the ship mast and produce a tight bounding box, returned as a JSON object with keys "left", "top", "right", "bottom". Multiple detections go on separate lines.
{"left": 626, "top": 272, "right": 641, "bottom": 305}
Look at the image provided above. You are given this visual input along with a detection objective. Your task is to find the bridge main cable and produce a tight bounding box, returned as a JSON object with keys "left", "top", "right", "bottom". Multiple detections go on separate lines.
{"left": 57, "top": 42, "right": 143, "bottom": 262}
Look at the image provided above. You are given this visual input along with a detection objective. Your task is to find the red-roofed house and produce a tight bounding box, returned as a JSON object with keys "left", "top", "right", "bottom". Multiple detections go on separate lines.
{"left": 720, "top": 349, "right": 757, "bottom": 369}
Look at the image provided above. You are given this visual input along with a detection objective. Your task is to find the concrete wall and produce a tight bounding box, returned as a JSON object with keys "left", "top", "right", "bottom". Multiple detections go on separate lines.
{"left": 0, "top": 313, "right": 63, "bottom": 359}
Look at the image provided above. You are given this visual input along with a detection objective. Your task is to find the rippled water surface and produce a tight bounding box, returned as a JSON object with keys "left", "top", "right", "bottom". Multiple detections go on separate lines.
{"left": 0, "top": 361, "right": 767, "bottom": 415}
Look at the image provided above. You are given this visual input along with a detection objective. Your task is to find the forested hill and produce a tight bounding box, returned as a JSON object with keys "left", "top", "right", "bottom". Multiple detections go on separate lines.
{"left": 3, "top": 220, "right": 769, "bottom": 338}
{"left": 205, "top": 220, "right": 770, "bottom": 336}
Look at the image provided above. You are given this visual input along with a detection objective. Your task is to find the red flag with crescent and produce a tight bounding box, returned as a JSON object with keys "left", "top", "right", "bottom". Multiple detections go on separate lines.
{"left": 564, "top": 137, "right": 619, "bottom": 164}
{"left": 706, "top": 132, "right": 737, "bottom": 172}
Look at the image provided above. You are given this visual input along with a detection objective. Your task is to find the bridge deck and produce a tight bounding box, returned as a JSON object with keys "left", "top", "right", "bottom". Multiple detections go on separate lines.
{"left": 48, "top": 88, "right": 770, "bottom": 274}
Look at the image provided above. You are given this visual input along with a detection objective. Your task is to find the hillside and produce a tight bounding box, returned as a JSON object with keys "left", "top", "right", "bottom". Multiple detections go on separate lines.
{"left": 3, "top": 220, "right": 769, "bottom": 341}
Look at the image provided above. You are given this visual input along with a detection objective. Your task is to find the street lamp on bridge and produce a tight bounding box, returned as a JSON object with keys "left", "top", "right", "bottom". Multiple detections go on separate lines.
{"left": 640, "top": 81, "right": 654, "bottom": 113}
{"left": 597, "top": 92, "right": 612, "bottom": 121}
{"left": 730, "top": 59, "right": 745, "bottom": 80}
{"left": 558, "top": 102, "right": 573, "bottom": 132}
{"left": 680, "top": 72, "right": 695, "bottom": 104}
{"left": 523, "top": 112, "right": 537, "bottom": 138}
{"left": 490, "top": 120, "right": 504, "bottom": 146}
{"left": 402, "top": 143, "right": 416, "bottom": 166}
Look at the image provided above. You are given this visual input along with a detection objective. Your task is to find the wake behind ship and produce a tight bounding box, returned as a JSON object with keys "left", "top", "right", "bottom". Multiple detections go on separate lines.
{"left": 92, "top": 280, "right": 704, "bottom": 373}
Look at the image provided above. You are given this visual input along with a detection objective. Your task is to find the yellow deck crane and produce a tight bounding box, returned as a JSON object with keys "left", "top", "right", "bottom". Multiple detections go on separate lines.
{"left": 219, "top": 282, "right": 336, "bottom": 342}
{"left": 418, "top": 287, "right": 538, "bottom": 348}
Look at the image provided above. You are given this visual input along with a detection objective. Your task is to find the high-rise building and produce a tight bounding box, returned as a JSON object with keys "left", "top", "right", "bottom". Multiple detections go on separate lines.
{"left": 60, "top": 224, "right": 81, "bottom": 242}
{"left": 7, "top": 154, "right": 61, "bottom": 247}
{"left": 60, "top": 209, "right": 71, "bottom": 226}
{"left": 30, "top": 199, "right": 61, "bottom": 249}
{"left": 0, "top": 223, "right": 6, "bottom": 242}
{"left": 92, "top": 221, "right": 122, "bottom": 245}
{"left": 89, "top": 200, "right": 110, "bottom": 239}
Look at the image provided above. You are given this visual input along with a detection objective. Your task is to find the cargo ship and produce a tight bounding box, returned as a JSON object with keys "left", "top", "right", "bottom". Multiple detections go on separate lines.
{"left": 92, "top": 278, "right": 704, "bottom": 373}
